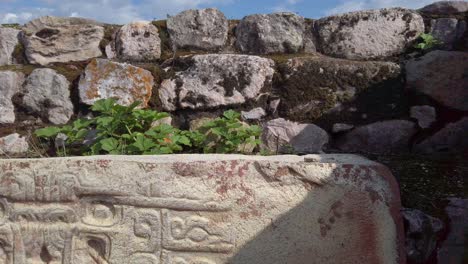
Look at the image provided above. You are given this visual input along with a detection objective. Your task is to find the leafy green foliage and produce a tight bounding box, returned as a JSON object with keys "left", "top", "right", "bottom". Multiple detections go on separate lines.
{"left": 414, "top": 33, "right": 442, "bottom": 50}
{"left": 35, "top": 99, "right": 262, "bottom": 156}
{"left": 198, "top": 110, "right": 262, "bottom": 154}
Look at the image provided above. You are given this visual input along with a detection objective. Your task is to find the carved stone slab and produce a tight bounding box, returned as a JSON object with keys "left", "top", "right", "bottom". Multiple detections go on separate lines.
{"left": 0, "top": 154, "right": 405, "bottom": 264}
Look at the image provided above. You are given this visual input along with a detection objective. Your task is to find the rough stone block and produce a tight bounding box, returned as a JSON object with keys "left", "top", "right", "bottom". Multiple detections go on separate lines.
{"left": 0, "top": 154, "right": 404, "bottom": 263}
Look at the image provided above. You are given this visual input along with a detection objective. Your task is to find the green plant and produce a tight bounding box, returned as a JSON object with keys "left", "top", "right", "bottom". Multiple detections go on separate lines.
{"left": 198, "top": 110, "right": 262, "bottom": 154}
{"left": 35, "top": 99, "right": 203, "bottom": 155}
{"left": 414, "top": 33, "right": 442, "bottom": 50}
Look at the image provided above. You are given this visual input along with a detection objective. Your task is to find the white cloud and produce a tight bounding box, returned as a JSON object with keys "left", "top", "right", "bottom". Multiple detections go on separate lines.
{"left": 1, "top": 12, "right": 34, "bottom": 23}
{"left": 272, "top": 0, "right": 302, "bottom": 13}
{"left": 326, "top": 0, "right": 439, "bottom": 16}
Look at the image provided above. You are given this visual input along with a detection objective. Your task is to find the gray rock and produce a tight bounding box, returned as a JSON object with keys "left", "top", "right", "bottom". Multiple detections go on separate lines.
{"left": 105, "top": 43, "right": 116, "bottom": 59}
{"left": 437, "top": 199, "right": 468, "bottom": 264}
{"left": 406, "top": 50, "right": 468, "bottom": 111}
{"left": 236, "top": 12, "right": 305, "bottom": 54}
{"left": 0, "top": 71, "right": 24, "bottom": 124}
{"left": 241, "top": 108, "right": 266, "bottom": 120}
{"left": 316, "top": 8, "right": 424, "bottom": 60}
{"left": 335, "top": 120, "right": 417, "bottom": 154}
{"left": 115, "top": 21, "right": 161, "bottom": 61}
{"left": 420, "top": 1, "right": 468, "bottom": 15}
{"left": 262, "top": 118, "right": 329, "bottom": 154}
{"left": 429, "top": 18, "right": 466, "bottom": 50}
{"left": 410, "top": 105, "right": 436, "bottom": 129}
{"left": 0, "top": 27, "right": 20, "bottom": 66}
{"left": 167, "top": 8, "right": 228, "bottom": 51}
{"left": 0, "top": 133, "right": 29, "bottom": 155}
{"left": 402, "top": 208, "right": 444, "bottom": 264}
{"left": 21, "top": 16, "right": 104, "bottom": 65}
{"left": 79, "top": 59, "right": 154, "bottom": 107}
{"left": 332, "top": 123, "right": 354, "bottom": 134}
{"left": 303, "top": 19, "right": 317, "bottom": 53}
{"left": 414, "top": 117, "right": 468, "bottom": 154}
{"left": 22, "top": 68, "right": 73, "bottom": 124}
{"left": 159, "top": 54, "right": 275, "bottom": 111}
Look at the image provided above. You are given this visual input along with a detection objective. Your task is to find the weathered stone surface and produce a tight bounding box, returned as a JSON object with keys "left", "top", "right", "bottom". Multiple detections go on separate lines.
{"left": 0, "top": 27, "right": 20, "bottom": 66}
{"left": 22, "top": 68, "right": 73, "bottom": 124}
{"left": 429, "top": 18, "right": 466, "bottom": 50}
{"left": 410, "top": 105, "right": 436, "bottom": 129}
{"left": 402, "top": 208, "right": 444, "bottom": 264}
{"left": 167, "top": 8, "right": 228, "bottom": 51}
{"left": 316, "top": 8, "right": 424, "bottom": 60}
{"left": 115, "top": 21, "right": 161, "bottom": 61}
{"left": 159, "top": 54, "right": 274, "bottom": 111}
{"left": 335, "top": 120, "right": 417, "bottom": 154}
{"left": 21, "top": 16, "right": 104, "bottom": 65}
{"left": 0, "top": 71, "right": 24, "bottom": 124}
{"left": 414, "top": 117, "right": 468, "bottom": 154}
{"left": 241, "top": 107, "right": 266, "bottom": 120}
{"left": 0, "top": 154, "right": 405, "bottom": 263}
{"left": 0, "top": 133, "right": 29, "bottom": 154}
{"left": 406, "top": 50, "right": 468, "bottom": 111}
{"left": 278, "top": 54, "right": 401, "bottom": 123}
{"left": 236, "top": 13, "right": 305, "bottom": 54}
{"left": 332, "top": 123, "right": 354, "bottom": 134}
{"left": 262, "top": 118, "right": 329, "bottom": 154}
{"left": 303, "top": 19, "right": 317, "bottom": 53}
{"left": 79, "top": 59, "right": 154, "bottom": 107}
{"left": 420, "top": 1, "right": 468, "bottom": 15}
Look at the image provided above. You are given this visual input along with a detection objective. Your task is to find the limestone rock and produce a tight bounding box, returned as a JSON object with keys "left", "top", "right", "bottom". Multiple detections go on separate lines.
{"left": 438, "top": 199, "right": 468, "bottom": 264}
{"left": 406, "top": 50, "right": 468, "bottom": 111}
{"left": 278, "top": 54, "right": 401, "bottom": 122}
{"left": 167, "top": 8, "right": 228, "bottom": 51}
{"left": 236, "top": 12, "right": 305, "bottom": 54}
{"left": 332, "top": 123, "right": 354, "bottom": 134}
{"left": 429, "top": 18, "right": 466, "bottom": 50}
{"left": 402, "top": 208, "right": 444, "bottom": 264}
{"left": 420, "top": 1, "right": 468, "bottom": 15}
{"left": 115, "top": 21, "right": 161, "bottom": 61}
{"left": 0, "top": 27, "right": 20, "bottom": 66}
{"left": 22, "top": 16, "right": 104, "bottom": 65}
{"left": 410, "top": 105, "right": 436, "bottom": 129}
{"left": 0, "top": 71, "right": 24, "bottom": 124}
{"left": 316, "top": 8, "right": 424, "bottom": 60}
{"left": 159, "top": 54, "right": 275, "bottom": 111}
{"left": 0, "top": 154, "right": 405, "bottom": 263}
{"left": 79, "top": 59, "right": 154, "bottom": 107}
{"left": 241, "top": 108, "right": 266, "bottom": 121}
{"left": 262, "top": 118, "right": 329, "bottom": 154}
{"left": 22, "top": 68, "right": 73, "bottom": 124}
{"left": 0, "top": 133, "right": 29, "bottom": 155}
{"left": 303, "top": 19, "right": 317, "bottom": 53}
{"left": 335, "top": 120, "right": 417, "bottom": 154}
{"left": 414, "top": 117, "right": 468, "bottom": 154}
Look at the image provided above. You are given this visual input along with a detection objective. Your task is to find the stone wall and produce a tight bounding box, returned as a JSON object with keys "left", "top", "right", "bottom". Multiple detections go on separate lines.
{"left": 0, "top": 1, "right": 467, "bottom": 157}
{"left": 0, "top": 154, "right": 405, "bottom": 263}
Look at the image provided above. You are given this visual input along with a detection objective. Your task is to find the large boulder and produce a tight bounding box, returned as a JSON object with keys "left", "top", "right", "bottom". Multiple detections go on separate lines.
{"left": 21, "top": 16, "right": 104, "bottom": 65}
{"left": 335, "top": 120, "right": 417, "bottom": 154}
{"left": 0, "top": 133, "right": 29, "bottom": 155}
{"left": 402, "top": 208, "right": 444, "bottom": 264}
{"left": 0, "top": 154, "right": 405, "bottom": 263}
{"left": 159, "top": 54, "right": 275, "bottom": 111}
{"left": 420, "top": 1, "right": 468, "bottom": 15}
{"left": 0, "top": 27, "right": 20, "bottom": 66}
{"left": 236, "top": 13, "right": 305, "bottom": 54}
{"left": 414, "top": 117, "right": 468, "bottom": 154}
{"left": 115, "top": 21, "right": 161, "bottom": 61}
{"left": 167, "top": 8, "right": 228, "bottom": 51}
{"left": 22, "top": 68, "right": 73, "bottom": 125}
{"left": 429, "top": 18, "right": 466, "bottom": 50}
{"left": 78, "top": 59, "right": 154, "bottom": 107}
{"left": 277, "top": 54, "right": 402, "bottom": 125}
{"left": 0, "top": 71, "right": 24, "bottom": 124}
{"left": 262, "top": 118, "right": 329, "bottom": 154}
{"left": 406, "top": 50, "right": 468, "bottom": 111}
{"left": 315, "top": 8, "right": 424, "bottom": 60}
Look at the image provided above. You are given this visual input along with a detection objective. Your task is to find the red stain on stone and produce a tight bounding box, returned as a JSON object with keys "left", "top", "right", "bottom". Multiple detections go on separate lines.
{"left": 97, "top": 160, "right": 111, "bottom": 168}
{"left": 365, "top": 186, "right": 384, "bottom": 203}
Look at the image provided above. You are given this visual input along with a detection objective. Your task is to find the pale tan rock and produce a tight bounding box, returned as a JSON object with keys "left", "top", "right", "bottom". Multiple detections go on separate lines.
{"left": 0, "top": 133, "right": 29, "bottom": 154}
{"left": 78, "top": 58, "right": 154, "bottom": 107}
{"left": 0, "top": 27, "right": 20, "bottom": 66}
{"left": 0, "top": 154, "right": 405, "bottom": 263}
{"left": 115, "top": 21, "right": 161, "bottom": 61}
{"left": 0, "top": 71, "right": 24, "bottom": 124}
{"left": 22, "top": 16, "right": 104, "bottom": 65}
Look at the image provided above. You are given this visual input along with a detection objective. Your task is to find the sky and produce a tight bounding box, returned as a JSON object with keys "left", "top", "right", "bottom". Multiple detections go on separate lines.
{"left": 0, "top": 0, "right": 453, "bottom": 25}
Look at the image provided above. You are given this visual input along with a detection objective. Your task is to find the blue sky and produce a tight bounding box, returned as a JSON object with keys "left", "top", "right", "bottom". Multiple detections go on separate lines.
{"left": 0, "top": 0, "right": 446, "bottom": 24}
